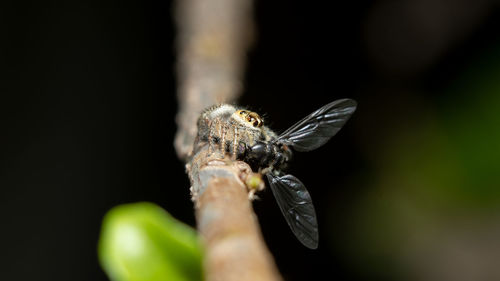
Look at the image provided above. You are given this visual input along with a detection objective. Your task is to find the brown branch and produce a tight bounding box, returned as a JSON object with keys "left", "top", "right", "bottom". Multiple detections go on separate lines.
{"left": 187, "top": 146, "right": 282, "bottom": 281}
{"left": 174, "top": 0, "right": 282, "bottom": 280}
{"left": 174, "top": 0, "right": 254, "bottom": 161}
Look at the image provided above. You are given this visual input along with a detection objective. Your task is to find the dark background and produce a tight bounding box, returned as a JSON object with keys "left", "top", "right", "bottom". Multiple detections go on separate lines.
{"left": 2, "top": 1, "right": 500, "bottom": 281}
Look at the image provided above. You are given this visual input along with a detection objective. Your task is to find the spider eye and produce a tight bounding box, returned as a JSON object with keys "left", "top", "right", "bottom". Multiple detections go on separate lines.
{"left": 253, "top": 121, "right": 259, "bottom": 127}
{"left": 239, "top": 111, "right": 246, "bottom": 115}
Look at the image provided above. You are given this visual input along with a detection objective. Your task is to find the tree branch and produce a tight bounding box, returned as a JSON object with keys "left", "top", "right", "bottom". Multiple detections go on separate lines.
{"left": 187, "top": 146, "right": 282, "bottom": 281}
{"left": 174, "top": 0, "right": 253, "bottom": 161}
{"left": 174, "top": 0, "right": 282, "bottom": 280}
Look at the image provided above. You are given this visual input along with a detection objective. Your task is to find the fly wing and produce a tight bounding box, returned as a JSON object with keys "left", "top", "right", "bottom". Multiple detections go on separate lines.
{"left": 266, "top": 173, "right": 318, "bottom": 249}
{"left": 277, "top": 98, "right": 357, "bottom": 152}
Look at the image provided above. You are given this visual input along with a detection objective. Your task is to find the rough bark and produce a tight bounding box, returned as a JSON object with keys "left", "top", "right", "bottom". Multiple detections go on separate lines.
{"left": 174, "top": 0, "right": 282, "bottom": 280}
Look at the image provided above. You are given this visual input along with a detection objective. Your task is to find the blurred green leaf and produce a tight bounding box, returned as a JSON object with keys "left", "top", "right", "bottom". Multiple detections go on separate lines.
{"left": 332, "top": 44, "right": 500, "bottom": 281}
{"left": 439, "top": 48, "right": 500, "bottom": 204}
{"left": 98, "top": 202, "right": 203, "bottom": 281}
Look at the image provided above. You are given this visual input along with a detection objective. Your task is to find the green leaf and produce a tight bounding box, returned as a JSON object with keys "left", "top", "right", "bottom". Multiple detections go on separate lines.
{"left": 98, "top": 202, "right": 203, "bottom": 281}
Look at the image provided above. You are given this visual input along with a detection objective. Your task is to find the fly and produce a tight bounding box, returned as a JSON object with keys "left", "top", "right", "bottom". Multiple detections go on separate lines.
{"left": 195, "top": 99, "right": 357, "bottom": 249}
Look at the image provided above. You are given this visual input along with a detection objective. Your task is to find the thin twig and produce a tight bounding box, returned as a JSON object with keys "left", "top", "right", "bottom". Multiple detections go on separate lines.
{"left": 187, "top": 146, "right": 282, "bottom": 281}
{"left": 174, "top": 0, "right": 253, "bottom": 161}
{"left": 174, "top": 0, "right": 282, "bottom": 280}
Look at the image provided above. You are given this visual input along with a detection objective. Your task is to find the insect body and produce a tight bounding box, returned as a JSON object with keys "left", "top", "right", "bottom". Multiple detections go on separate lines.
{"left": 244, "top": 141, "right": 291, "bottom": 173}
{"left": 195, "top": 99, "right": 357, "bottom": 249}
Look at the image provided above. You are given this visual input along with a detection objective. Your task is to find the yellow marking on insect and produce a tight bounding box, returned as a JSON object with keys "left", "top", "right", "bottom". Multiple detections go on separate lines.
{"left": 245, "top": 173, "right": 265, "bottom": 200}
{"left": 234, "top": 110, "right": 263, "bottom": 128}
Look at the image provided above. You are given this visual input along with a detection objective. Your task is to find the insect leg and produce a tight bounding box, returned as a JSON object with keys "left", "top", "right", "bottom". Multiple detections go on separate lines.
{"left": 233, "top": 126, "right": 238, "bottom": 160}
{"left": 220, "top": 121, "right": 226, "bottom": 155}
{"left": 207, "top": 120, "right": 213, "bottom": 155}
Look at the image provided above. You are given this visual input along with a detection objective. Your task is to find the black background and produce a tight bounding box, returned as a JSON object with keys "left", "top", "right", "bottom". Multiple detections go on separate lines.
{"left": 1, "top": 1, "right": 499, "bottom": 281}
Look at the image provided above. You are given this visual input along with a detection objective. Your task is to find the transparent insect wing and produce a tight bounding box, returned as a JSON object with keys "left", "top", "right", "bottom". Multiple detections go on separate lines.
{"left": 277, "top": 98, "right": 357, "bottom": 152}
{"left": 266, "top": 173, "right": 318, "bottom": 249}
